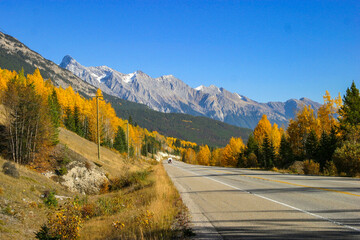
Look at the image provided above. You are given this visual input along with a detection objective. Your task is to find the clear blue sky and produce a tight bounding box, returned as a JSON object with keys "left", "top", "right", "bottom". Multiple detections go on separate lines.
{"left": 0, "top": 0, "right": 359, "bottom": 103}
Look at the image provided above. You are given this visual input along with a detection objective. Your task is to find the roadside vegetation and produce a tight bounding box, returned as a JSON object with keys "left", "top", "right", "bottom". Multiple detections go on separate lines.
{"left": 177, "top": 82, "right": 360, "bottom": 178}
{"left": 0, "top": 68, "right": 191, "bottom": 239}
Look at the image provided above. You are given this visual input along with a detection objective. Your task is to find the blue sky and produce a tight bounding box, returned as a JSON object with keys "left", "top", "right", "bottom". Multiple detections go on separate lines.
{"left": 0, "top": 0, "right": 359, "bottom": 103}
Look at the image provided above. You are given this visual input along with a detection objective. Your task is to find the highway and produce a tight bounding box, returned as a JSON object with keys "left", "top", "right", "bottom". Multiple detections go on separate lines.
{"left": 164, "top": 160, "right": 360, "bottom": 239}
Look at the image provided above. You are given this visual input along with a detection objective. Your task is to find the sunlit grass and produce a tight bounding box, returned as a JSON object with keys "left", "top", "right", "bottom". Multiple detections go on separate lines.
{"left": 80, "top": 163, "right": 191, "bottom": 240}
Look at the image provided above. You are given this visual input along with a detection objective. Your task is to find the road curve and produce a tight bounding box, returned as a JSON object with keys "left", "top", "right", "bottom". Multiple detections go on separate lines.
{"left": 164, "top": 160, "right": 360, "bottom": 239}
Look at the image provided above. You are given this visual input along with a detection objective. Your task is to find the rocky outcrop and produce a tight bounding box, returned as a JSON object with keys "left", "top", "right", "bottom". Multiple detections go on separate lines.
{"left": 62, "top": 161, "right": 107, "bottom": 195}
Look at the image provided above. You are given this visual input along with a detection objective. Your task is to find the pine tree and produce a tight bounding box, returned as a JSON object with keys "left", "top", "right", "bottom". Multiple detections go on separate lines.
{"left": 114, "top": 126, "right": 127, "bottom": 153}
{"left": 245, "top": 134, "right": 259, "bottom": 157}
{"left": 339, "top": 81, "right": 360, "bottom": 141}
{"left": 261, "top": 134, "right": 275, "bottom": 168}
{"left": 48, "top": 89, "right": 61, "bottom": 145}
{"left": 305, "top": 130, "right": 318, "bottom": 160}
{"left": 128, "top": 115, "right": 133, "bottom": 125}
{"left": 73, "top": 104, "right": 84, "bottom": 137}
{"left": 340, "top": 81, "right": 360, "bottom": 126}
{"left": 64, "top": 106, "right": 75, "bottom": 132}
{"left": 317, "top": 129, "right": 338, "bottom": 171}
{"left": 279, "top": 134, "right": 293, "bottom": 168}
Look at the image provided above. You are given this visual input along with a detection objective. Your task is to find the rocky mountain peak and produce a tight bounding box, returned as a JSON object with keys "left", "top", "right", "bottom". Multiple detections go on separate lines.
{"left": 59, "top": 55, "right": 321, "bottom": 129}
{"left": 60, "top": 55, "right": 80, "bottom": 69}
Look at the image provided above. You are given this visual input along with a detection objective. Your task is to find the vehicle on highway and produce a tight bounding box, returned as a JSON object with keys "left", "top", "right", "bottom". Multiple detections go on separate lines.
{"left": 168, "top": 158, "right": 172, "bottom": 163}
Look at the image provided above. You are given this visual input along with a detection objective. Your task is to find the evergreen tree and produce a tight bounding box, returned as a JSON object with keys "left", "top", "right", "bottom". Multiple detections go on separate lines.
{"left": 339, "top": 81, "right": 360, "bottom": 141}
{"left": 128, "top": 115, "right": 133, "bottom": 125}
{"left": 261, "top": 134, "right": 275, "bottom": 168}
{"left": 48, "top": 89, "right": 61, "bottom": 145}
{"left": 304, "top": 130, "right": 318, "bottom": 160}
{"left": 245, "top": 134, "right": 259, "bottom": 157}
{"left": 64, "top": 107, "right": 75, "bottom": 132}
{"left": 113, "top": 126, "right": 127, "bottom": 153}
{"left": 340, "top": 81, "right": 360, "bottom": 126}
{"left": 279, "top": 134, "right": 293, "bottom": 168}
{"left": 174, "top": 139, "right": 181, "bottom": 148}
{"left": 317, "top": 129, "right": 338, "bottom": 171}
{"left": 73, "top": 105, "right": 84, "bottom": 137}
{"left": 83, "top": 116, "right": 90, "bottom": 140}
{"left": 141, "top": 135, "right": 160, "bottom": 156}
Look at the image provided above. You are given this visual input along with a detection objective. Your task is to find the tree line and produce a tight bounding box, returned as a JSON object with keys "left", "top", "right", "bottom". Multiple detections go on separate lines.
{"left": 178, "top": 82, "right": 360, "bottom": 177}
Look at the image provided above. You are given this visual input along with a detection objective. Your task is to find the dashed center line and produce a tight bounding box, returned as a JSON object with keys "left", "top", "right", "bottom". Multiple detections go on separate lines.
{"left": 214, "top": 170, "right": 360, "bottom": 197}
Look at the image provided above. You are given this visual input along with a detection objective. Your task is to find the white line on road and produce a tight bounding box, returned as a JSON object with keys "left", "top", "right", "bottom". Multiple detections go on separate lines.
{"left": 173, "top": 162, "right": 360, "bottom": 233}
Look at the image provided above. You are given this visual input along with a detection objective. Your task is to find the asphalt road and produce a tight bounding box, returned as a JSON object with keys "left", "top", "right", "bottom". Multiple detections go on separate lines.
{"left": 164, "top": 160, "right": 360, "bottom": 239}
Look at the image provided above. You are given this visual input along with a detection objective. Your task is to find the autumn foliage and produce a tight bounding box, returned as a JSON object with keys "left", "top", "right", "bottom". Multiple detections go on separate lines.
{"left": 0, "top": 68, "right": 167, "bottom": 161}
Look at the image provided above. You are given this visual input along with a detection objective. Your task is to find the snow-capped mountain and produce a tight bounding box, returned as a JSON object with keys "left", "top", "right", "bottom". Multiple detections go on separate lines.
{"left": 60, "top": 55, "right": 321, "bottom": 129}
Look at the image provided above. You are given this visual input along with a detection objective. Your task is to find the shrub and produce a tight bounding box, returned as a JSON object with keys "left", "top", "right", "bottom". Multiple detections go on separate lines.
{"left": 247, "top": 152, "right": 258, "bottom": 168}
{"left": 110, "top": 170, "right": 150, "bottom": 191}
{"left": 333, "top": 141, "right": 360, "bottom": 177}
{"left": 323, "top": 161, "right": 338, "bottom": 176}
{"left": 2, "top": 161, "right": 19, "bottom": 178}
{"left": 36, "top": 202, "right": 83, "bottom": 240}
{"left": 43, "top": 190, "right": 58, "bottom": 207}
{"left": 81, "top": 203, "right": 96, "bottom": 219}
{"left": 35, "top": 225, "right": 60, "bottom": 240}
{"left": 99, "top": 180, "right": 110, "bottom": 194}
{"left": 55, "top": 166, "right": 68, "bottom": 176}
{"left": 303, "top": 160, "right": 320, "bottom": 175}
{"left": 289, "top": 161, "right": 304, "bottom": 174}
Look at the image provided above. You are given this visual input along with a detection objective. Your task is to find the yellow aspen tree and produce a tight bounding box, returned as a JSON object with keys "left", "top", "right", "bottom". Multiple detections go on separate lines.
{"left": 287, "top": 105, "right": 317, "bottom": 155}
{"left": 196, "top": 145, "right": 211, "bottom": 166}
{"left": 253, "top": 114, "right": 272, "bottom": 145}
{"left": 317, "top": 91, "right": 341, "bottom": 134}
{"left": 26, "top": 69, "right": 51, "bottom": 100}
{"left": 221, "top": 137, "right": 245, "bottom": 167}
{"left": 184, "top": 148, "right": 196, "bottom": 164}
{"left": 210, "top": 148, "right": 223, "bottom": 166}
{"left": 270, "top": 123, "right": 281, "bottom": 151}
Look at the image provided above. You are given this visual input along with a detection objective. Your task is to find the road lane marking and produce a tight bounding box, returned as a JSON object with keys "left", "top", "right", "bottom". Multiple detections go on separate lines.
{"left": 213, "top": 170, "right": 360, "bottom": 197}
{"left": 173, "top": 163, "right": 360, "bottom": 232}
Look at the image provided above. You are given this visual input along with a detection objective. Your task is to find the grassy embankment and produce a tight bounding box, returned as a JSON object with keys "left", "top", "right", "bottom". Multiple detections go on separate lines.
{"left": 0, "top": 123, "right": 190, "bottom": 239}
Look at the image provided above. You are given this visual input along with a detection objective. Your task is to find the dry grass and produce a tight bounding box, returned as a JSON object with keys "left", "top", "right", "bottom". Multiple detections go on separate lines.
{"left": 59, "top": 128, "right": 143, "bottom": 178}
{"left": 0, "top": 157, "right": 74, "bottom": 240}
{"left": 80, "top": 163, "right": 190, "bottom": 240}
{"left": 0, "top": 118, "right": 189, "bottom": 239}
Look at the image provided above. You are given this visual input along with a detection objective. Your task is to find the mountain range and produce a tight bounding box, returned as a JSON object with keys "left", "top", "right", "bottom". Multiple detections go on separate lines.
{"left": 60, "top": 55, "right": 321, "bottom": 129}
{"left": 0, "top": 31, "right": 252, "bottom": 147}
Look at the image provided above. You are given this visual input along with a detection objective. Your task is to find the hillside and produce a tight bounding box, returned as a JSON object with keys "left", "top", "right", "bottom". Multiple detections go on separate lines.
{"left": 105, "top": 93, "right": 252, "bottom": 147}
{"left": 0, "top": 123, "right": 189, "bottom": 239}
{"left": 59, "top": 128, "right": 140, "bottom": 178}
{"left": 0, "top": 32, "right": 97, "bottom": 97}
